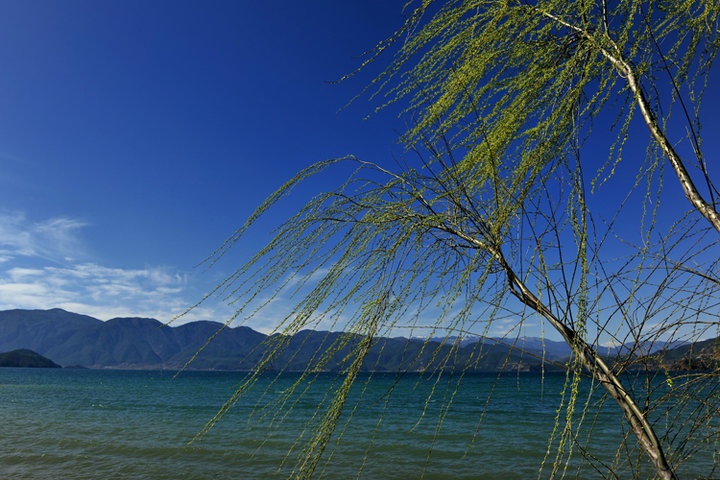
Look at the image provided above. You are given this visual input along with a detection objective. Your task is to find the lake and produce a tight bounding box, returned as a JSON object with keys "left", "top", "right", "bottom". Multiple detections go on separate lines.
{"left": 0, "top": 368, "right": 716, "bottom": 479}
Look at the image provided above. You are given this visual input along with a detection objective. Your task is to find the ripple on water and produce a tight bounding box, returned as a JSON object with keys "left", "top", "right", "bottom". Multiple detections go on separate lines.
{"left": 0, "top": 369, "right": 716, "bottom": 479}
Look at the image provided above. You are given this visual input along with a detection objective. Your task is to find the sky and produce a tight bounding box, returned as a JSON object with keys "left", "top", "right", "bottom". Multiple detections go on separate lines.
{"left": 0, "top": 1, "right": 718, "bottom": 341}
{"left": 0, "top": 0, "right": 413, "bottom": 329}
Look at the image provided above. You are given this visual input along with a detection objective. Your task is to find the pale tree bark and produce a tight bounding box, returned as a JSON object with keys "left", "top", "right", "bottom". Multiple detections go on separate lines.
{"left": 602, "top": 45, "right": 720, "bottom": 237}
{"left": 435, "top": 221, "right": 678, "bottom": 480}
{"left": 541, "top": 7, "right": 720, "bottom": 236}
{"left": 528, "top": 10, "right": 720, "bottom": 477}
{"left": 407, "top": 147, "right": 679, "bottom": 477}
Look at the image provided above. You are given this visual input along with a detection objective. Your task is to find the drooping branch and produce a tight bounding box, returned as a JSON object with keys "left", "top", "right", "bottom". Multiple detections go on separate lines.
{"left": 537, "top": 6, "right": 720, "bottom": 236}
{"left": 190, "top": 3, "right": 720, "bottom": 478}
{"left": 391, "top": 155, "right": 677, "bottom": 476}
{"left": 296, "top": 290, "right": 389, "bottom": 479}
{"left": 601, "top": 45, "right": 720, "bottom": 237}
{"left": 433, "top": 217, "right": 678, "bottom": 480}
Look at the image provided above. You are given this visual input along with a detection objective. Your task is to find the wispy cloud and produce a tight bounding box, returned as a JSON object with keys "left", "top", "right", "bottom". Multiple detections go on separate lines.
{"left": 0, "top": 262, "right": 196, "bottom": 321}
{"left": 0, "top": 211, "right": 445, "bottom": 332}
{"left": 0, "top": 211, "right": 226, "bottom": 323}
{"left": 0, "top": 211, "right": 87, "bottom": 262}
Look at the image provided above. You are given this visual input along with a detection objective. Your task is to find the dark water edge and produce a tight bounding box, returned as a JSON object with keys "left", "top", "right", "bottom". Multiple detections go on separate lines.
{"left": 0, "top": 368, "right": 716, "bottom": 479}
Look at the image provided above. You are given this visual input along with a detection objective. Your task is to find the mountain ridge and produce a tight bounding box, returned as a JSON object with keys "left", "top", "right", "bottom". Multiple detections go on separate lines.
{"left": 0, "top": 308, "right": 713, "bottom": 372}
{"left": 0, "top": 308, "right": 552, "bottom": 372}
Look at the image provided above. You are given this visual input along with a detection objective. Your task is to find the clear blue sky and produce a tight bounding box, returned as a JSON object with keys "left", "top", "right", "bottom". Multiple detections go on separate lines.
{"left": 0, "top": 1, "right": 718, "bottom": 340}
{"left": 0, "top": 0, "right": 412, "bottom": 327}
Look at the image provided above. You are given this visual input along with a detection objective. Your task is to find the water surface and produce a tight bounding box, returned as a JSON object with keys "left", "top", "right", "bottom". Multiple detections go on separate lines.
{"left": 0, "top": 369, "right": 715, "bottom": 479}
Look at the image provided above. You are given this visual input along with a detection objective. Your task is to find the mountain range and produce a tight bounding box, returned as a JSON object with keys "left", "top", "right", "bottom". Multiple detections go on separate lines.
{"left": 0, "top": 309, "right": 715, "bottom": 372}
{"left": 0, "top": 309, "right": 556, "bottom": 372}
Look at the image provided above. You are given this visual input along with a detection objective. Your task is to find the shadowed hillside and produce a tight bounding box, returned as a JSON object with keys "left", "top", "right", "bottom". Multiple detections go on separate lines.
{"left": 0, "top": 309, "right": 711, "bottom": 373}
{"left": 0, "top": 348, "right": 61, "bottom": 368}
{"left": 0, "top": 309, "right": 553, "bottom": 371}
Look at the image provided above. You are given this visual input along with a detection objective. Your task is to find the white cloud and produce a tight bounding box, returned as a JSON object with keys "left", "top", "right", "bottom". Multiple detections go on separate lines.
{"left": 0, "top": 261, "right": 201, "bottom": 322}
{"left": 0, "top": 210, "right": 198, "bottom": 320}
{"left": 0, "top": 215, "right": 245, "bottom": 328}
{"left": 6, "top": 267, "right": 45, "bottom": 280}
{"left": 0, "top": 211, "right": 440, "bottom": 332}
{"left": 0, "top": 211, "right": 87, "bottom": 262}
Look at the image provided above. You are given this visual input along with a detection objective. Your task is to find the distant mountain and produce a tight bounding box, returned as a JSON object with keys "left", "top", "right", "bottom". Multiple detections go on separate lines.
{"left": 428, "top": 336, "right": 690, "bottom": 362}
{"left": 427, "top": 335, "right": 571, "bottom": 361}
{"left": 0, "top": 349, "right": 61, "bottom": 368}
{"left": 598, "top": 340, "right": 689, "bottom": 359}
{"left": 654, "top": 337, "right": 720, "bottom": 370}
{"left": 494, "top": 337, "right": 572, "bottom": 361}
{"left": 0, "top": 309, "right": 712, "bottom": 372}
{"left": 0, "top": 309, "right": 266, "bottom": 370}
{"left": 0, "top": 309, "right": 558, "bottom": 372}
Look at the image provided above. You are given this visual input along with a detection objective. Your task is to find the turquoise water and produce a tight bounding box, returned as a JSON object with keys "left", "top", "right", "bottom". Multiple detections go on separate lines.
{"left": 0, "top": 369, "right": 716, "bottom": 479}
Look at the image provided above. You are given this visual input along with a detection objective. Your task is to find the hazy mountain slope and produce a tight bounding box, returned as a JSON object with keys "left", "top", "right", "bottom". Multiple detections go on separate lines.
{"left": 0, "top": 308, "right": 102, "bottom": 355}
{"left": 0, "top": 308, "right": 710, "bottom": 372}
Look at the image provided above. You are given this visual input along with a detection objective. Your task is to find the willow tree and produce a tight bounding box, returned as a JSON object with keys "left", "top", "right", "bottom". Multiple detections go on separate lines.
{"left": 186, "top": 1, "right": 720, "bottom": 479}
